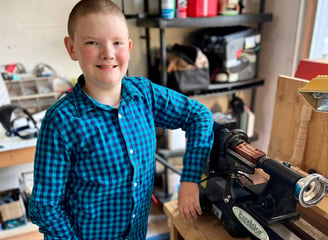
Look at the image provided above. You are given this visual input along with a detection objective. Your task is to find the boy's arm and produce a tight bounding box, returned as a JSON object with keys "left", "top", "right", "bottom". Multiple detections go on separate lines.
{"left": 150, "top": 82, "right": 214, "bottom": 181}
{"left": 149, "top": 81, "right": 214, "bottom": 219}
{"left": 29, "top": 201, "right": 79, "bottom": 240}
{"left": 29, "top": 117, "right": 78, "bottom": 240}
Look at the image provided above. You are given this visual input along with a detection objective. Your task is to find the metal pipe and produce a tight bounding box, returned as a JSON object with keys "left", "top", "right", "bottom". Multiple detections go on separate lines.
{"left": 155, "top": 153, "right": 182, "bottom": 175}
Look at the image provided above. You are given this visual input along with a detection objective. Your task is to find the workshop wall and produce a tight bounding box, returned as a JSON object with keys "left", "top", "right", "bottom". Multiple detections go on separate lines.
{"left": 0, "top": 0, "right": 191, "bottom": 82}
{"left": 253, "top": 0, "right": 303, "bottom": 152}
{"left": 0, "top": 1, "right": 78, "bottom": 79}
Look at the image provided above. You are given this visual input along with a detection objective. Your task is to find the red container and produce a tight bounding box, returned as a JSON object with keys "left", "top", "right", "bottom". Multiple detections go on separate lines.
{"left": 187, "top": 0, "right": 218, "bottom": 17}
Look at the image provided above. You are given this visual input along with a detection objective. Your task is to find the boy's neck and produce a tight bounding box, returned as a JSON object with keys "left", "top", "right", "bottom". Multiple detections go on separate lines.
{"left": 83, "top": 83, "right": 122, "bottom": 107}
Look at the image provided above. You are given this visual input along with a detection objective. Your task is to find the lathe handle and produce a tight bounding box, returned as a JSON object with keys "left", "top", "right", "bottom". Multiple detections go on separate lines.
{"left": 234, "top": 142, "right": 266, "bottom": 165}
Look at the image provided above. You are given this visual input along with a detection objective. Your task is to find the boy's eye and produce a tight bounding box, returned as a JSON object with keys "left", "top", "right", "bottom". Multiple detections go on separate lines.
{"left": 86, "top": 41, "right": 97, "bottom": 45}
{"left": 114, "top": 42, "right": 122, "bottom": 46}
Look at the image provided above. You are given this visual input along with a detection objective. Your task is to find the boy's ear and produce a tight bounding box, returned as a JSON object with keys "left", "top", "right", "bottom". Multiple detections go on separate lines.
{"left": 64, "top": 36, "right": 78, "bottom": 61}
{"left": 128, "top": 38, "right": 132, "bottom": 51}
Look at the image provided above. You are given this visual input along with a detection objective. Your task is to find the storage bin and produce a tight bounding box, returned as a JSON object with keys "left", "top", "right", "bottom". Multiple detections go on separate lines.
{"left": 193, "top": 26, "right": 261, "bottom": 82}
{"left": 0, "top": 188, "right": 27, "bottom": 230}
{"left": 187, "top": 0, "right": 218, "bottom": 17}
{"left": 5, "top": 77, "right": 58, "bottom": 114}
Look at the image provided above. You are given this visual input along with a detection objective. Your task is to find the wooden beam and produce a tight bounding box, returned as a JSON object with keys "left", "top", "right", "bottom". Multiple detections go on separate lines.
{"left": 300, "top": 0, "right": 318, "bottom": 59}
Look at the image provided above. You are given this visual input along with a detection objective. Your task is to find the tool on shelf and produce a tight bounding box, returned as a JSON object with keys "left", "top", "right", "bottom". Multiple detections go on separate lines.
{"left": 0, "top": 104, "right": 39, "bottom": 140}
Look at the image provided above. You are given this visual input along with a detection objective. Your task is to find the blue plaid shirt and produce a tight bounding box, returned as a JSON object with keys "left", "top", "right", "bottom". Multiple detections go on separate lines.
{"left": 29, "top": 75, "right": 214, "bottom": 240}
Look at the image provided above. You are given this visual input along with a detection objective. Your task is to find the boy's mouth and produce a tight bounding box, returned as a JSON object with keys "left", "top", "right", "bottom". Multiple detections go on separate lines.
{"left": 96, "top": 65, "right": 117, "bottom": 69}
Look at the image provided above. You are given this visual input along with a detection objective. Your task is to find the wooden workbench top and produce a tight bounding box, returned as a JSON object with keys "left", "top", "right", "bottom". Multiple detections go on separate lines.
{"left": 0, "top": 146, "right": 35, "bottom": 168}
{"left": 163, "top": 200, "right": 249, "bottom": 240}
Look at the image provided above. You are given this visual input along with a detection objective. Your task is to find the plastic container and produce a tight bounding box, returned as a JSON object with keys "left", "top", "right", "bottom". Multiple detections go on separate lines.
{"left": 187, "top": 0, "right": 218, "bottom": 17}
{"left": 176, "top": 0, "right": 188, "bottom": 18}
{"left": 161, "top": 0, "right": 176, "bottom": 19}
{"left": 246, "top": 107, "right": 255, "bottom": 137}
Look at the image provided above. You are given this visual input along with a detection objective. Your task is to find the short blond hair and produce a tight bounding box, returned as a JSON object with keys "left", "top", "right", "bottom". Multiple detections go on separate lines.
{"left": 67, "top": 0, "right": 127, "bottom": 39}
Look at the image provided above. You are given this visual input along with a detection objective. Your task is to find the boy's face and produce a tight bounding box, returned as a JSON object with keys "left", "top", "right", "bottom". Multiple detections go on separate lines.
{"left": 64, "top": 12, "right": 132, "bottom": 91}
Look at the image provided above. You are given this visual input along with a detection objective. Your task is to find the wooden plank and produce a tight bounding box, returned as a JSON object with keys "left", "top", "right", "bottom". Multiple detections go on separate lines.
{"left": 299, "top": 0, "right": 318, "bottom": 59}
{"left": 3, "top": 231, "right": 43, "bottom": 240}
{"left": 296, "top": 198, "right": 328, "bottom": 237}
{"left": 0, "top": 147, "right": 35, "bottom": 168}
{"left": 0, "top": 222, "right": 43, "bottom": 240}
{"left": 169, "top": 223, "right": 183, "bottom": 240}
{"left": 284, "top": 217, "right": 328, "bottom": 240}
{"left": 268, "top": 75, "right": 328, "bottom": 236}
{"left": 268, "top": 75, "right": 328, "bottom": 176}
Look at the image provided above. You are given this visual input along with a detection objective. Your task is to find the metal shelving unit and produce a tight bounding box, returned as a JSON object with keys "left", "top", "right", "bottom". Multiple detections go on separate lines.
{"left": 136, "top": 8, "right": 273, "bottom": 96}
{"left": 135, "top": 1, "right": 273, "bottom": 202}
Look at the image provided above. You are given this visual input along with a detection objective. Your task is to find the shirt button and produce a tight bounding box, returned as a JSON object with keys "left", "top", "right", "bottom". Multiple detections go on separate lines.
{"left": 134, "top": 182, "right": 138, "bottom": 187}
{"left": 130, "top": 149, "right": 134, "bottom": 154}
{"left": 118, "top": 113, "right": 122, "bottom": 119}
{"left": 132, "top": 214, "right": 136, "bottom": 218}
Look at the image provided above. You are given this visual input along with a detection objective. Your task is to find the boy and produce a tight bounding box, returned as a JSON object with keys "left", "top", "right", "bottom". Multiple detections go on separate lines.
{"left": 29, "top": 0, "right": 214, "bottom": 239}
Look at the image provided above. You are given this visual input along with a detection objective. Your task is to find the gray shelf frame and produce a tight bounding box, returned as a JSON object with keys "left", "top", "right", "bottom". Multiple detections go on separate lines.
{"left": 136, "top": 12, "right": 272, "bottom": 97}
{"left": 134, "top": 2, "right": 272, "bottom": 202}
{"left": 137, "top": 13, "right": 273, "bottom": 29}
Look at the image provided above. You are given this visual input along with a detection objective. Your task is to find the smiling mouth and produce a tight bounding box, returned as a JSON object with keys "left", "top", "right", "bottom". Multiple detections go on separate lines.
{"left": 96, "top": 65, "right": 117, "bottom": 69}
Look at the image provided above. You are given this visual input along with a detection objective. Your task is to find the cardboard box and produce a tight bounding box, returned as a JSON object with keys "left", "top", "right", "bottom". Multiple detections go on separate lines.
{"left": 294, "top": 59, "right": 328, "bottom": 80}
{"left": 187, "top": 0, "right": 218, "bottom": 17}
{"left": 0, "top": 188, "right": 27, "bottom": 230}
{"left": 167, "top": 128, "right": 186, "bottom": 150}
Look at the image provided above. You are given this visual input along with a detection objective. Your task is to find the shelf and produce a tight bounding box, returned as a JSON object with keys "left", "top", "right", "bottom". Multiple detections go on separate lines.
{"left": 184, "top": 78, "right": 264, "bottom": 97}
{"left": 5, "top": 77, "right": 58, "bottom": 114}
{"left": 9, "top": 92, "right": 57, "bottom": 101}
{"left": 137, "top": 13, "right": 273, "bottom": 28}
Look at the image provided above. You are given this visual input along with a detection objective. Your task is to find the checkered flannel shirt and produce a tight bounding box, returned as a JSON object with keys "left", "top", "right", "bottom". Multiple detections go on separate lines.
{"left": 29, "top": 75, "right": 214, "bottom": 240}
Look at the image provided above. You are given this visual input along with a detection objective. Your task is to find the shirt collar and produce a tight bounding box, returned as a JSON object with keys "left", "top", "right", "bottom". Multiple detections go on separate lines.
{"left": 72, "top": 75, "right": 144, "bottom": 116}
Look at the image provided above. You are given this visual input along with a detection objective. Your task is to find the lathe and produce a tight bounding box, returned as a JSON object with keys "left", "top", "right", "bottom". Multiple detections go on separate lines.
{"left": 199, "top": 122, "right": 328, "bottom": 240}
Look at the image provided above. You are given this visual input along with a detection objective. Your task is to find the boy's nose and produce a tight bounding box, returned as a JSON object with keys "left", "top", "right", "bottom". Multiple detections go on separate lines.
{"left": 100, "top": 45, "right": 114, "bottom": 60}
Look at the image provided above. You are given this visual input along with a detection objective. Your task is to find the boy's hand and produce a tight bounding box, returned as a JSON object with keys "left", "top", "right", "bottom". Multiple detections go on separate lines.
{"left": 177, "top": 181, "right": 202, "bottom": 221}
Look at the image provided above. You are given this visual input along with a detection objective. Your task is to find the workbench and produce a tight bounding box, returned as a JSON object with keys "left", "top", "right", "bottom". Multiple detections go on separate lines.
{"left": 0, "top": 137, "right": 43, "bottom": 240}
{"left": 163, "top": 195, "right": 328, "bottom": 239}
{"left": 0, "top": 145, "right": 35, "bottom": 168}
{"left": 163, "top": 200, "right": 249, "bottom": 240}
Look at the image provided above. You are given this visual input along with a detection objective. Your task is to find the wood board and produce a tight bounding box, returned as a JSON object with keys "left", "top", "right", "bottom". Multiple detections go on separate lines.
{"left": 268, "top": 75, "right": 328, "bottom": 176}
{"left": 268, "top": 75, "right": 328, "bottom": 236}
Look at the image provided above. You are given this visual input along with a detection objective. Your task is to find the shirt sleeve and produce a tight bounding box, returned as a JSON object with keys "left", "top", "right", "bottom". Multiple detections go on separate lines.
{"left": 146, "top": 80, "right": 214, "bottom": 183}
{"left": 29, "top": 112, "right": 78, "bottom": 240}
